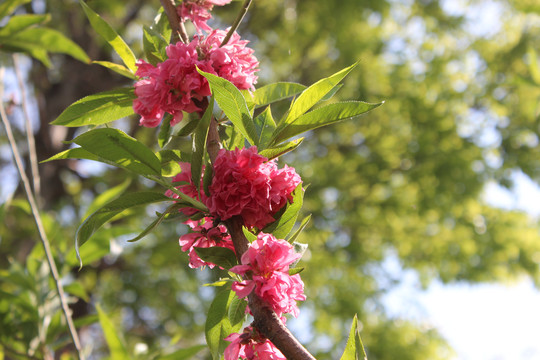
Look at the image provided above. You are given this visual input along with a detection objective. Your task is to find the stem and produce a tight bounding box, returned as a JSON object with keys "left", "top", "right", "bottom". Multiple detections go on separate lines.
{"left": 13, "top": 54, "right": 41, "bottom": 203}
{"left": 220, "top": 0, "right": 253, "bottom": 47}
{"left": 160, "top": 0, "right": 189, "bottom": 44}
{"left": 206, "top": 116, "right": 221, "bottom": 164}
{"left": 0, "top": 69, "right": 85, "bottom": 359}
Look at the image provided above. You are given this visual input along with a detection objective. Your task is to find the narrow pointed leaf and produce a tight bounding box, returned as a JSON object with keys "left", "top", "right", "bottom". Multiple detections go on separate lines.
{"left": 143, "top": 25, "right": 168, "bottom": 65}
{"left": 340, "top": 315, "right": 368, "bottom": 360}
{"left": 192, "top": 96, "right": 214, "bottom": 192}
{"left": 0, "top": 14, "right": 50, "bottom": 36}
{"left": 242, "top": 226, "right": 257, "bottom": 243}
{"left": 272, "top": 101, "right": 382, "bottom": 145}
{"left": 205, "top": 289, "right": 239, "bottom": 360}
{"left": 197, "top": 68, "right": 258, "bottom": 146}
{"left": 263, "top": 183, "right": 304, "bottom": 239}
{"left": 282, "top": 62, "right": 358, "bottom": 125}
{"left": 84, "top": 178, "right": 132, "bottom": 218}
{"left": 254, "top": 82, "right": 307, "bottom": 108}
{"left": 71, "top": 128, "right": 161, "bottom": 176}
{"left": 127, "top": 203, "right": 187, "bottom": 242}
{"left": 93, "top": 61, "right": 136, "bottom": 79}
{"left": 96, "top": 304, "right": 130, "bottom": 360}
{"left": 41, "top": 147, "right": 100, "bottom": 163}
{"left": 228, "top": 295, "right": 247, "bottom": 330}
{"left": 79, "top": 0, "right": 137, "bottom": 72}
{"left": 259, "top": 137, "right": 304, "bottom": 161}
{"left": 0, "top": 0, "right": 31, "bottom": 19}
{"left": 76, "top": 192, "right": 171, "bottom": 264}
{"left": 51, "top": 88, "right": 136, "bottom": 127}
{"left": 158, "top": 115, "right": 173, "bottom": 148}
{"left": 286, "top": 214, "right": 311, "bottom": 243}
{"left": 0, "top": 27, "right": 90, "bottom": 64}
{"left": 254, "top": 106, "right": 276, "bottom": 150}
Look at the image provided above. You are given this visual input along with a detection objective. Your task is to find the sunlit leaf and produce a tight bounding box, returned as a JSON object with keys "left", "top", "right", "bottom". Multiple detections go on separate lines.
{"left": 79, "top": 0, "right": 137, "bottom": 72}
{"left": 263, "top": 183, "right": 304, "bottom": 239}
{"left": 197, "top": 68, "right": 258, "bottom": 146}
{"left": 194, "top": 247, "right": 238, "bottom": 270}
{"left": 93, "top": 61, "right": 136, "bottom": 79}
{"left": 50, "top": 88, "right": 136, "bottom": 127}
{"left": 254, "top": 82, "right": 306, "bottom": 108}
{"left": 96, "top": 304, "right": 130, "bottom": 360}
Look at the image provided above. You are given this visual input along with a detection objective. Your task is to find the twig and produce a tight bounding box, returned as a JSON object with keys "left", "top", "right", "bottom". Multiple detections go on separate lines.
{"left": 220, "top": 0, "right": 253, "bottom": 47}
{"left": 160, "top": 0, "right": 189, "bottom": 44}
{"left": 13, "top": 54, "right": 41, "bottom": 203}
{"left": 0, "top": 68, "right": 85, "bottom": 360}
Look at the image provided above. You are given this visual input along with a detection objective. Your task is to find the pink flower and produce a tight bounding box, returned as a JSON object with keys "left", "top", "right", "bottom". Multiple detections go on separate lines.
{"left": 178, "top": 0, "right": 233, "bottom": 33}
{"left": 133, "top": 41, "right": 215, "bottom": 127}
{"left": 230, "top": 233, "right": 306, "bottom": 318}
{"left": 179, "top": 217, "right": 235, "bottom": 269}
{"left": 207, "top": 147, "right": 301, "bottom": 229}
{"left": 224, "top": 327, "right": 286, "bottom": 360}
{"left": 200, "top": 29, "right": 259, "bottom": 90}
{"left": 133, "top": 29, "right": 258, "bottom": 127}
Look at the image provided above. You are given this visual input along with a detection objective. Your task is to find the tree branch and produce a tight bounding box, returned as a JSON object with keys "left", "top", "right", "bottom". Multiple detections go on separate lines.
{"left": 221, "top": 0, "right": 253, "bottom": 47}
{"left": 160, "top": 0, "right": 189, "bottom": 44}
{"left": 0, "top": 68, "right": 85, "bottom": 360}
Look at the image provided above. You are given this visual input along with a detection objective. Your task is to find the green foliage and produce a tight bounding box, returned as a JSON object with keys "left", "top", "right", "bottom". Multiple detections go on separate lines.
{"left": 198, "top": 68, "right": 258, "bottom": 145}
{"left": 76, "top": 191, "right": 171, "bottom": 262}
{"left": 340, "top": 315, "right": 367, "bottom": 360}
{"left": 0, "top": 0, "right": 31, "bottom": 19}
{"left": 205, "top": 289, "right": 246, "bottom": 360}
{"left": 79, "top": 0, "right": 137, "bottom": 72}
{"left": 192, "top": 97, "right": 214, "bottom": 193}
{"left": 194, "top": 247, "right": 238, "bottom": 270}
{"left": 97, "top": 304, "right": 130, "bottom": 360}
{"left": 263, "top": 183, "right": 304, "bottom": 239}
{"left": 253, "top": 82, "right": 307, "bottom": 108}
{"left": 51, "top": 88, "right": 136, "bottom": 127}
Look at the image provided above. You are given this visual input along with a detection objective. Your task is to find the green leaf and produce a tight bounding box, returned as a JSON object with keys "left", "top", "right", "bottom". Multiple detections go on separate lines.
{"left": 64, "top": 282, "right": 90, "bottom": 302}
{"left": 194, "top": 247, "right": 238, "bottom": 270}
{"left": 51, "top": 88, "right": 136, "bottom": 127}
{"left": 79, "top": 0, "right": 137, "bottom": 72}
{"left": 0, "top": 27, "right": 90, "bottom": 64}
{"left": 96, "top": 304, "right": 130, "bottom": 360}
{"left": 254, "top": 106, "right": 276, "bottom": 150}
{"left": 281, "top": 62, "right": 358, "bottom": 126}
{"left": 192, "top": 96, "right": 214, "bottom": 193}
{"left": 76, "top": 192, "right": 171, "bottom": 264}
{"left": 71, "top": 128, "right": 161, "bottom": 176}
{"left": 197, "top": 68, "right": 258, "bottom": 146}
{"left": 259, "top": 137, "right": 304, "bottom": 160}
{"left": 93, "top": 61, "right": 136, "bottom": 79}
{"left": 253, "top": 82, "right": 307, "bottom": 108}
{"left": 84, "top": 178, "right": 132, "bottom": 218}
{"left": 291, "top": 242, "right": 308, "bottom": 267}
{"left": 221, "top": 123, "right": 246, "bottom": 151}
{"left": 205, "top": 289, "right": 241, "bottom": 360}
{"left": 0, "top": 0, "right": 31, "bottom": 19}
{"left": 263, "top": 183, "right": 304, "bottom": 239}
{"left": 228, "top": 295, "right": 247, "bottom": 330}
{"left": 143, "top": 25, "right": 168, "bottom": 65}
{"left": 272, "top": 101, "right": 382, "bottom": 145}
{"left": 288, "top": 267, "right": 304, "bottom": 275}
{"left": 41, "top": 147, "right": 100, "bottom": 163}
{"left": 340, "top": 315, "right": 368, "bottom": 360}
{"left": 202, "top": 162, "right": 213, "bottom": 197}
{"left": 158, "top": 114, "right": 173, "bottom": 148}
{"left": 286, "top": 214, "right": 311, "bottom": 243}
{"left": 0, "top": 14, "right": 50, "bottom": 36}
{"left": 242, "top": 226, "right": 257, "bottom": 243}
{"left": 127, "top": 203, "right": 187, "bottom": 242}
{"left": 157, "top": 345, "right": 207, "bottom": 360}
{"left": 175, "top": 116, "right": 200, "bottom": 137}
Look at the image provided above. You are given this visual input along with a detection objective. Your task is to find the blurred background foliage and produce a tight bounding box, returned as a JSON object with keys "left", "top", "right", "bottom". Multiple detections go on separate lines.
{"left": 1, "top": 0, "right": 540, "bottom": 359}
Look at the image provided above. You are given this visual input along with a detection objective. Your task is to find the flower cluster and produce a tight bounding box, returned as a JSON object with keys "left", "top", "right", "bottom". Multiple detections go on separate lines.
{"left": 133, "top": 30, "right": 258, "bottom": 127}
{"left": 224, "top": 326, "right": 286, "bottom": 360}
{"left": 207, "top": 147, "right": 302, "bottom": 229}
{"left": 230, "top": 233, "right": 305, "bottom": 318}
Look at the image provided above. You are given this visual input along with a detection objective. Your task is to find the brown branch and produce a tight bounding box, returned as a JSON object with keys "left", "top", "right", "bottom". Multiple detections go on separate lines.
{"left": 160, "top": 0, "right": 189, "bottom": 44}
{"left": 220, "top": 0, "right": 253, "bottom": 47}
